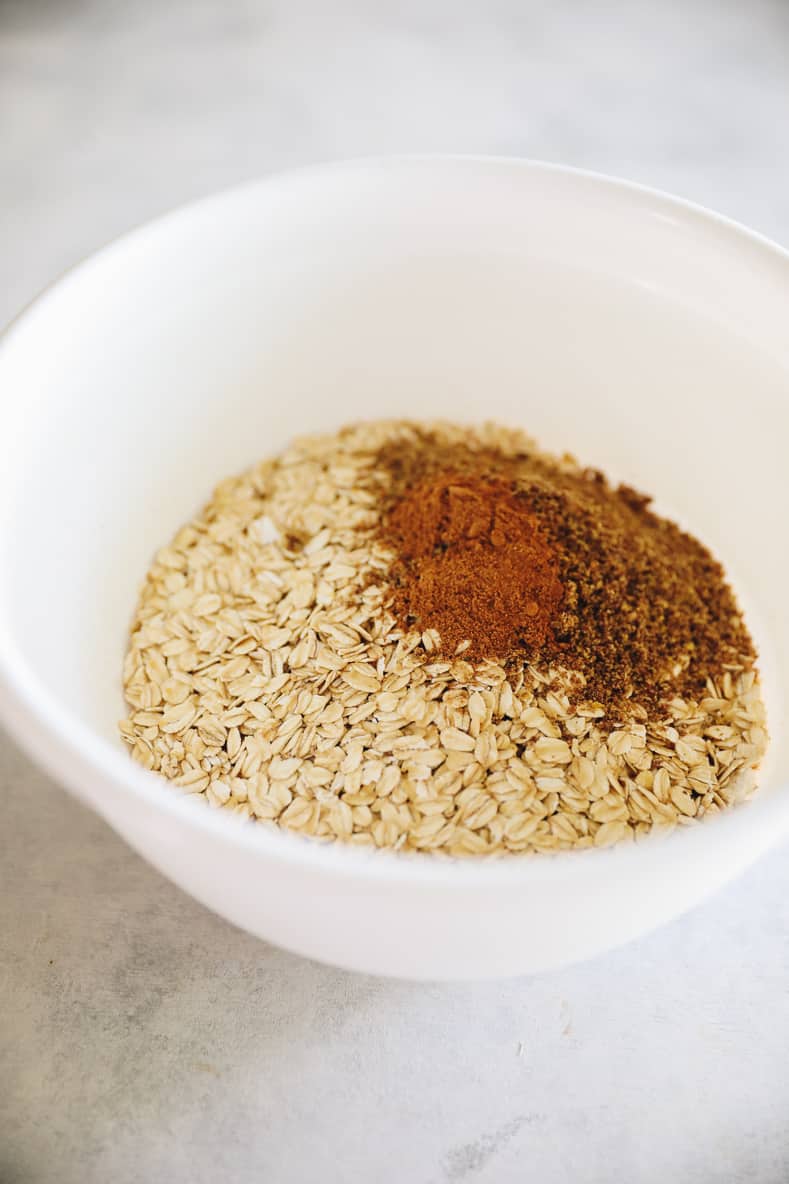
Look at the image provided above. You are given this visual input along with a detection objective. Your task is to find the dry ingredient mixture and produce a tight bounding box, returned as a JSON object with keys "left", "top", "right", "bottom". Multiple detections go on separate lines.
{"left": 120, "top": 420, "right": 768, "bottom": 855}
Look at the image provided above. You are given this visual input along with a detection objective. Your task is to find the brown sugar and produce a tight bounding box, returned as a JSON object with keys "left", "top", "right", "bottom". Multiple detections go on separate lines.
{"left": 374, "top": 429, "right": 756, "bottom": 714}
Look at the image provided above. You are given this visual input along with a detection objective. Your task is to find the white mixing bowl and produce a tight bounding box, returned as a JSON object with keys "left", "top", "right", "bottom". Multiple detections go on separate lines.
{"left": 1, "top": 157, "right": 787, "bottom": 980}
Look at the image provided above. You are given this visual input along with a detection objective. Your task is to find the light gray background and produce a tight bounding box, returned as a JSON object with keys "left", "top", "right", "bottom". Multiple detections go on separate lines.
{"left": 2, "top": 2, "right": 788, "bottom": 1181}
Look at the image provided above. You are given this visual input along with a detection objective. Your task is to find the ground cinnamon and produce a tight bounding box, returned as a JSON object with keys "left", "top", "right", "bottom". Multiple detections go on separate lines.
{"left": 373, "top": 429, "right": 755, "bottom": 714}
{"left": 384, "top": 473, "right": 562, "bottom": 663}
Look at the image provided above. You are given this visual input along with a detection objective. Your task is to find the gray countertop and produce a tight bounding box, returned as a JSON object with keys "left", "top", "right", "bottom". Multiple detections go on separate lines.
{"left": 2, "top": 2, "right": 789, "bottom": 1181}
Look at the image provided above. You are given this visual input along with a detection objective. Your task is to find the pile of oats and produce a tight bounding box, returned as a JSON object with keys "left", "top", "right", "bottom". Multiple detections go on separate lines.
{"left": 120, "top": 421, "right": 768, "bottom": 855}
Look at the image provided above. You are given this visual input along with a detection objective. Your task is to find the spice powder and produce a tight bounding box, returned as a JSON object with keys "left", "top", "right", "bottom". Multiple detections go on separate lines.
{"left": 372, "top": 430, "right": 755, "bottom": 714}
{"left": 381, "top": 472, "right": 563, "bottom": 664}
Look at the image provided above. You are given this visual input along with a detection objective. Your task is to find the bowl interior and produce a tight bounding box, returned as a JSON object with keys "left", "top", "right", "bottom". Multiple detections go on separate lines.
{"left": 1, "top": 158, "right": 788, "bottom": 803}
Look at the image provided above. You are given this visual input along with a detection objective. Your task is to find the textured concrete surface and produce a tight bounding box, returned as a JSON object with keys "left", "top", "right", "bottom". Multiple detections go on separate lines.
{"left": 2, "top": 1, "right": 789, "bottom": 1181}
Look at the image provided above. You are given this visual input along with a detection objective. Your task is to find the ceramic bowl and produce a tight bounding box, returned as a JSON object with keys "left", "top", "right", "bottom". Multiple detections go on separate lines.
{"left": 0, "top": 157, "right": 787, "bottom": 979}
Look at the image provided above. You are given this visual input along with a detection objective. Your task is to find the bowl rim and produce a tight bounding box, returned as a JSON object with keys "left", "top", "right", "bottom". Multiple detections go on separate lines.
{"left": 1, "top": 152, "right": 788, "bottom": 887}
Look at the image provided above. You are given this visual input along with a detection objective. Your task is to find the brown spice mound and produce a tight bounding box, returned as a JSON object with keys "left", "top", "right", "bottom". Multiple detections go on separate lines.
{"left": 374, "top": 430, "right": 755, "bottom": 713}
{"left": 384, "top": 473, "right": 563, "bottom": 664}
